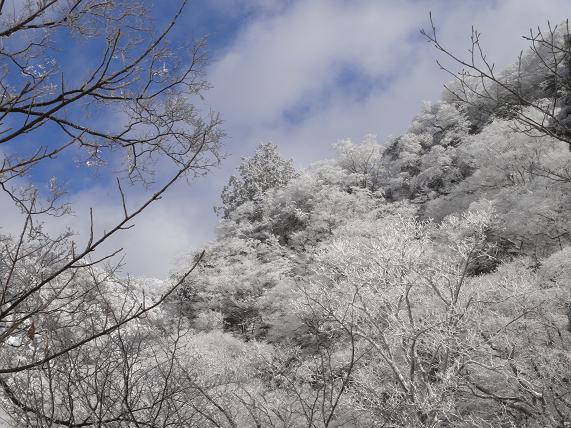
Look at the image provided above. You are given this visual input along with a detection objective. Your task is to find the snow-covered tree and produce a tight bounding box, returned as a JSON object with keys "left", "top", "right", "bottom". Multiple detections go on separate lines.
{"left": 334, "top": 134, "right": 385, "bottom": 192}
{"left": 297, "top": 204, "right": 571, "bottom": 426}
{"left": 425, "top": 18, "right": 571, "bottom": 148}
{"left": 217, "top": 143, "right": 298, "bottom": 218}
{"left": 0, "top": 1, "right": 223, "bottom": 424}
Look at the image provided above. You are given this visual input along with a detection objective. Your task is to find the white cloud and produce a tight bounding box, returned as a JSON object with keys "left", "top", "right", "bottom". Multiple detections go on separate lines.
{"left": 49, "top": 178, "right": 221, "bottom": 279}
{"left": 207, "top": 0, "right": 290, "bottom": 17}
{"left": 204, "top": 0, "right": 570, "bottom": 163}
{"left": 207, "top": 1, "right": 422, "bottom": 132}
{"left": 2, "top": 0, "right": 569, "bottom": 278}
{"left": 0, "top": 174, "right": 221, "bottom": 280}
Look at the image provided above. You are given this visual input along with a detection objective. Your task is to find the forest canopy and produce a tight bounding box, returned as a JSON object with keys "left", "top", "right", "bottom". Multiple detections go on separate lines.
{"left": 1, "top": 6, "right": 570, "bottom": 427}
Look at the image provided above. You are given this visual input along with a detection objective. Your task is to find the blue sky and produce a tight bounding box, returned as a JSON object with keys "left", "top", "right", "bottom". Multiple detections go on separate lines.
{"left": 1, "top": 0, "right": 569, "bottom": 278}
